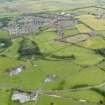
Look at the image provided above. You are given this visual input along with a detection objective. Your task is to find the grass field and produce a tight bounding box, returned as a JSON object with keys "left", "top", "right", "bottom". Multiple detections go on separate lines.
{"left": 76, "top": 24, "right": 92, "bottom": 33}
{"left": 76, "top": 15, "right": 105, "bottom": 31}
{"left": 1, "top": 1, "right": 105, "bottom": 105}
{"left": 0, "top": 28, "right": 104, "bottom": 105}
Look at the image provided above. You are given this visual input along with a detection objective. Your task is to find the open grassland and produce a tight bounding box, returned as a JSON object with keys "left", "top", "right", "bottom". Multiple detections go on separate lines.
{"left": 0, "top": 27, "right": 105, "bottom": 105}
{"left": 76, "top": 15, "right": 105, "bottom": 30}
{"left": 79, "top": 36, "right": 105, "bottom": 49}
{"left": 76, "top": 24, "right": 91, "bottom": 33}
{"left": 64, "top": 27, "right": 79, "bottom": 37}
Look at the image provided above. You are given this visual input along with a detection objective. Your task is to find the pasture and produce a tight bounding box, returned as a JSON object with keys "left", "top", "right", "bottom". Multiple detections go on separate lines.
{"left": 1, "top": 2, "right": 105, "bottom": 105}
{"left": 76, "top": 15, "right": 105, "bottom": 30}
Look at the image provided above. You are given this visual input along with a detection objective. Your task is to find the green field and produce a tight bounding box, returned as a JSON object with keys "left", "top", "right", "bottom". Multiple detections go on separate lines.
{"left": 0, "top": 26, "right": 105, "bottom": 105}
{"left": 1, "top": 0, "right": 105, "bottom": 105}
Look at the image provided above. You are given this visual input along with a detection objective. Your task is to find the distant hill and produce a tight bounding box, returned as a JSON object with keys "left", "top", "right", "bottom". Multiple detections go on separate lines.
{"left": 0, "top": 0, "right": 104, "bottom": 17}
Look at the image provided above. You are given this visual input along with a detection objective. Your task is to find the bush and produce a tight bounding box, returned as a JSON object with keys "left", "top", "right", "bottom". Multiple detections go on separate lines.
{"left": 71, "top": 84, "right": 89, "bottom": 89}
{"left": 95, "top": 48, "right": 105, "bottom": 57}
{"left": 53, "top": 80, "right": 66, "bottom": 90}
{"left": 51, "top": 55, "right": 76, "bottom": 60}
{"left": 0, "top": 38, "right": 12, "bottom": 48}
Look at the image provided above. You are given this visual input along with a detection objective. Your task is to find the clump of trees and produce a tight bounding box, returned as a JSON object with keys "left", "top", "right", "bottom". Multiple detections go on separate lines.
{"left": 95, "top": 48, "right": 105, "bottom": 57}
{"left": 0, "top": 38, "right": 12, "bottom": 48}
{"left": 53, "top": 80, "right": 66, "bottom": 90}
{"left": 0, "top": 17, "right": 12, "bottom": 27}
{"left": 51, "top": 55, "right": 76, "bottom": 60}
{"left": 18, "top": 38, "right": 41, "bottom": 58}
{"left": 91, "top": 88, "right": 105, "bottom": 105}
{"left": 71, "top": 84, "right": 89, "bottom": 89}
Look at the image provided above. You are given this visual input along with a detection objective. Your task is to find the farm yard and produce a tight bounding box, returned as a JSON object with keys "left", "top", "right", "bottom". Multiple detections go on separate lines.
{"left": 1, "top": 0, "right": 105, "bottom": 105}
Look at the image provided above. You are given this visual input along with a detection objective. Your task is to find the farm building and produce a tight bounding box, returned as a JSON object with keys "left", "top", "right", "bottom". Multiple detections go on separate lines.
{"left": 11, "top": 90, "right": 38, "bottom": 103}
{"left": 8, "top": 65, "right": 26, "bottom": 76}
{"left": 44, "top": 74, "right": 57, "bottom": 83}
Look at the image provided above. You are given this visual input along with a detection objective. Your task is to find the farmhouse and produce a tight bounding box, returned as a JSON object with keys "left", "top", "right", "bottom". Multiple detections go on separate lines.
{"left": 44, "top": 74, "right": 57, "bottom": 83}
{"left": 8, "top": 65, "right": 26, "bottom": 76}
{"left": 11, "top": 90, "right": 38, "bottom": 103}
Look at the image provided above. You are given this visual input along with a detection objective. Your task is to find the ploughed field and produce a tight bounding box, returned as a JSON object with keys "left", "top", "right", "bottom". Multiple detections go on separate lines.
{"left": 1, "top": 5, "right": 105, "bottom": 105}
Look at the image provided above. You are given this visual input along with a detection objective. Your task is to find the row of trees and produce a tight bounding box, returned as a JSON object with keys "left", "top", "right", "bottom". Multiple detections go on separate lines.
{"left": 95, "top": 48, "right": 105, "bottom": 57}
